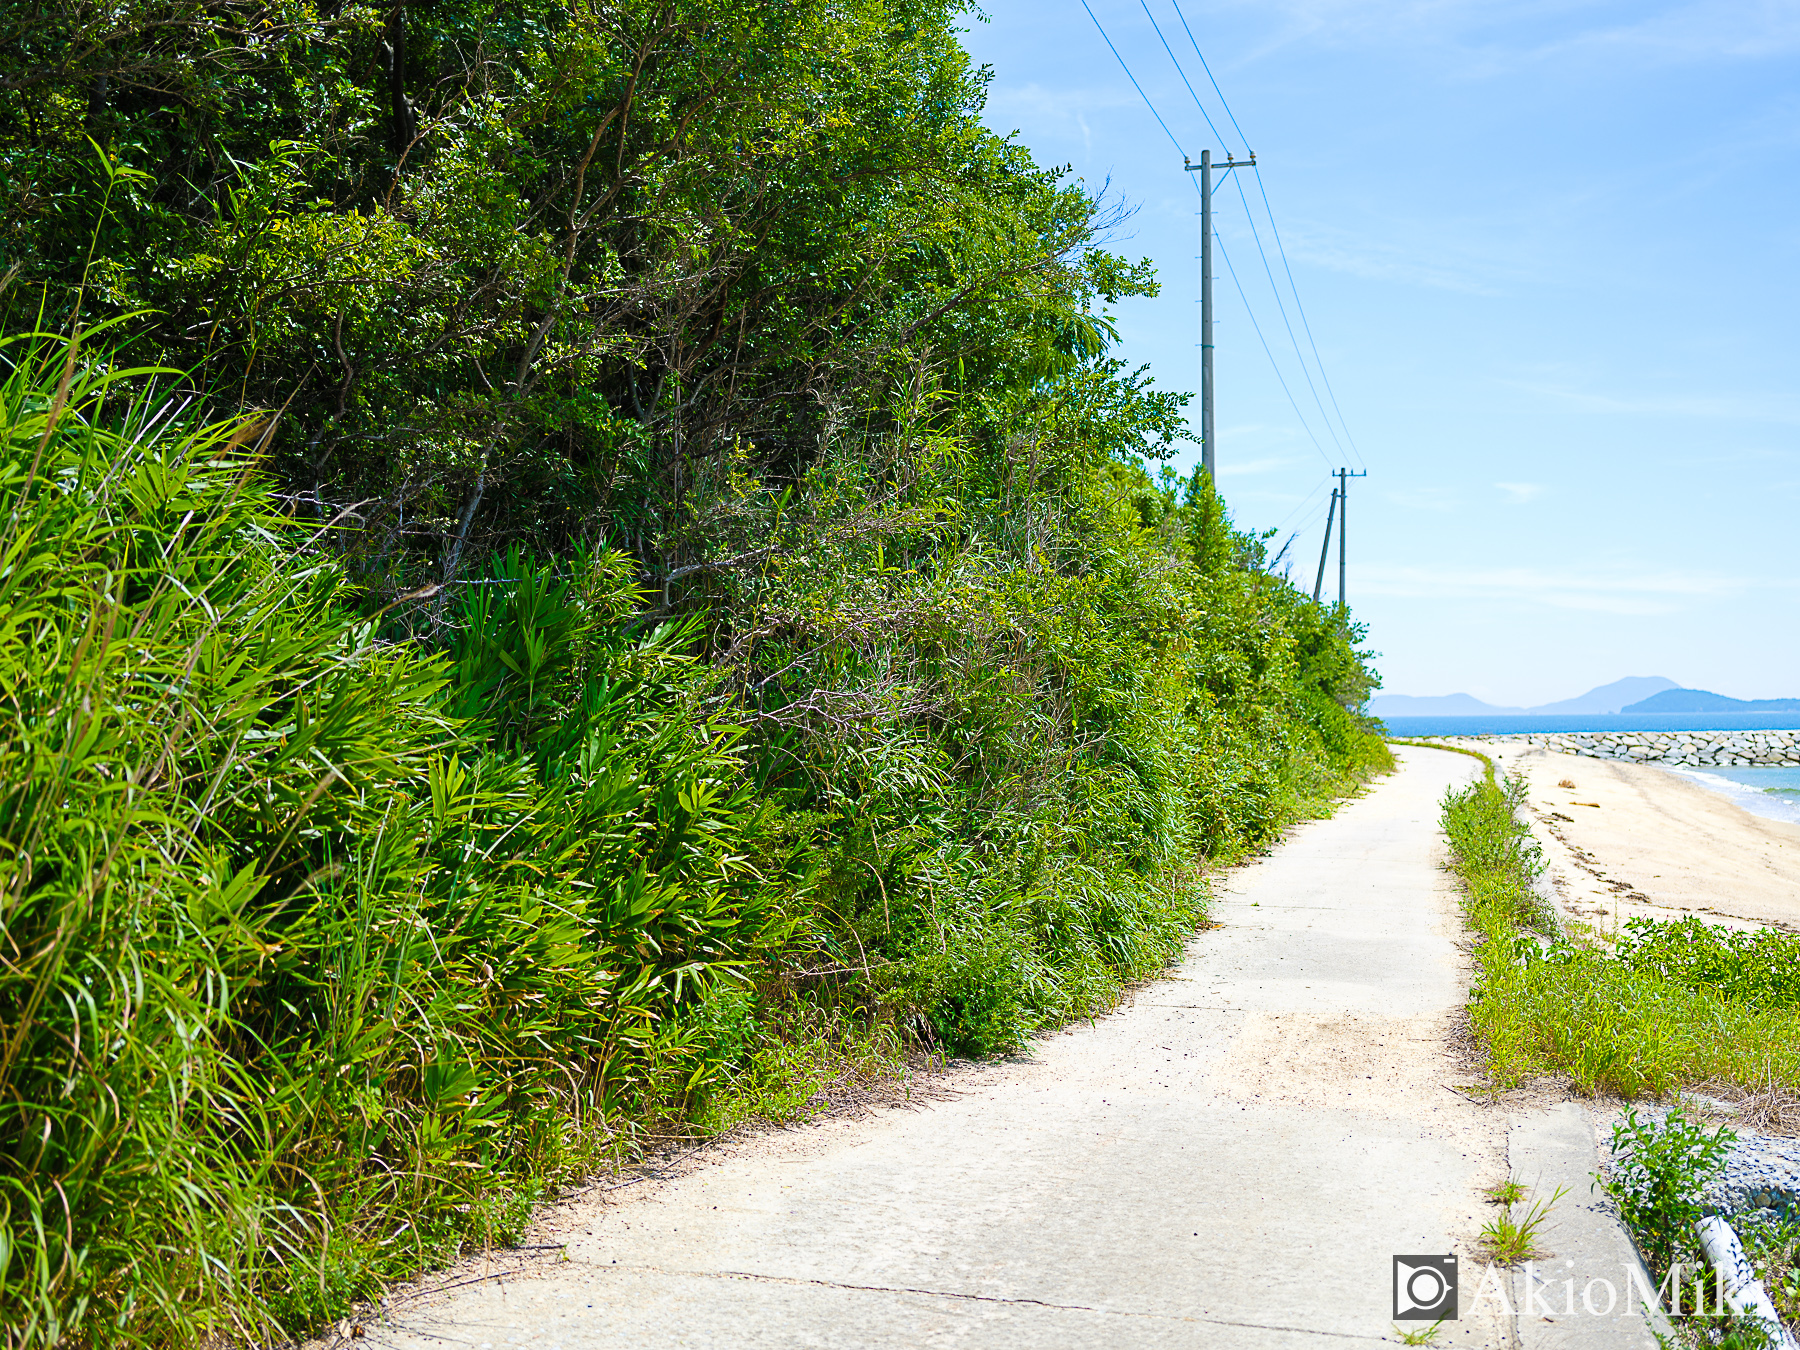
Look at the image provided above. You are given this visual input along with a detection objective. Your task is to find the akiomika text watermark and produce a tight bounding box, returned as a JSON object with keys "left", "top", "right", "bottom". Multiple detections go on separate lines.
{"left": 1395, "top": 1253, "right": 1748, "bottom": 1321}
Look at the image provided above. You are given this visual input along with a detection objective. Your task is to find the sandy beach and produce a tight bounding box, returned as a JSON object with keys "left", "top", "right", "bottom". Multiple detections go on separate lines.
{"left": 1443, "top": 739, "right": 1800, "bottom": 933}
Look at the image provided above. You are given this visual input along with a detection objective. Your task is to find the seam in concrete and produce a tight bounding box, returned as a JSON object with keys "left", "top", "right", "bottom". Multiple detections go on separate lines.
{"left": 596, "top": 1265, "right": 1393, "bottom": 1341}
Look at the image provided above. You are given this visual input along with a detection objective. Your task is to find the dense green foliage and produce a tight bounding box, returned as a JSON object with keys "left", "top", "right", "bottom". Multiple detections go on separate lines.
{"left": 2, "top": 0, "right": 1174, "bottom": 577}
{"left": 1614, "top": 916, "right": 1800, "bottom": 1010}
{"left": 1440, "top": 759, "right": 1800, "bottom": 1102}
{"left": 2, "top": 3, "right": 1389, "bottom": 1343}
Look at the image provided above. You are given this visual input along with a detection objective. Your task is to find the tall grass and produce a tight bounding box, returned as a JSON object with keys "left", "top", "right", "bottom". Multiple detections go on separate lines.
{"left": 0, "top": 329, "right": 790, "bottom": 1345}
{"left": 1439, "top": 759, "right": 1800, "bottom": 1101}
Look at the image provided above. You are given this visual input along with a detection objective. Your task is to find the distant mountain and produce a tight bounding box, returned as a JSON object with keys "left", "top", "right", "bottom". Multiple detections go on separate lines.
{"left": 1527, "top": 675, "right": 1679, "bottom": 715}
{"left": 1367, "top": 693, "right": 1520, "bottom": 716}
{"left": 1623, "top": 688, "right": 1800, "bottom": 714}
{"left": 1370, "top": 675, "right": 1679, "bottom": 719}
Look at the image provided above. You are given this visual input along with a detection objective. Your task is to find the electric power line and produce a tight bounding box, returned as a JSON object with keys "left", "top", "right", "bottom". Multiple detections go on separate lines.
{"left": 1273, "top": 476, "right": 1337, "bottom": 536}
{"left": 1080, "top": 0, "right": 1187, "bottom": 159}
{"left": 1249, "top": 166, "right": 1366, "bottom": 470}
{"left": 1169, "top": 0, "right": 1251, "bottom": 155}
{"left": 1211, "top": 216, "right": 1336, "bottom": 470}
{"left": 1146, "top": 2, "right": 1354, "bottom": 466}
{"left": 1165, "top": 0, "right": 1365, "bottom": 470}
{"left": 1079, "top": 1, "right": 1359, "bottom": 480}
{"left": 1139, "top": 2, "right": 1228, "bottom": 150}
{"left": 1229, "top": 171, "right": 1349, "bottom": 462}
{"left": 1281, "top": 482, "right": 1337, "bottom": 547}
{"left": 1270, "top": 480, "right": 1343, "bottom": 581}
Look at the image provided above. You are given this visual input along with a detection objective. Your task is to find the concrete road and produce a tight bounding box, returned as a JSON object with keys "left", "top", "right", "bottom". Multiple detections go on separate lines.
{"left": 361, "top": 747, "right": 1645, "bottom": 1349}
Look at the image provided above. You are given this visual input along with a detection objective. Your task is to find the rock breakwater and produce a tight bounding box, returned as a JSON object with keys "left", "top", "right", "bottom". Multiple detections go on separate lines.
{"left": 1479, "top": 730, "right": 1800, "bottom": 767}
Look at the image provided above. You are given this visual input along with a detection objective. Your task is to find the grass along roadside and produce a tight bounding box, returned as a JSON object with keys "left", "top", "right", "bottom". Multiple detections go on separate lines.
{"left": 1428, "top": 743, "right": 1800, "bottom": 1101}
{"left": 1428, "top": 740, "right": 1800, "bottom": 1343}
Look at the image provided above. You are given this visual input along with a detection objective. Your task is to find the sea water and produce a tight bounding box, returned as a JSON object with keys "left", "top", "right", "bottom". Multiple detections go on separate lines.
{"left": 1381, "top": 712, "right": 1800, "bottom": 737}
{"left": 1663, "top": 765, "right": 1800, "bottom": 827}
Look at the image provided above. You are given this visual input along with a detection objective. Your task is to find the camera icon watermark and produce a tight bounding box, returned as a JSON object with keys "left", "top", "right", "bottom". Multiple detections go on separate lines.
{"left": 1394, "top": 1255, "right": 1458, "bottom": 1321}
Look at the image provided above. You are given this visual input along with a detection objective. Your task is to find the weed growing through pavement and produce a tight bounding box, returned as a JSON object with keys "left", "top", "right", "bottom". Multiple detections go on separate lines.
{"left": 1479, "top": 1184, "right": 1567, "bottom": 1264}
{"left": 1393, "top": 1319, "right": 1445, "bottom": 1345}
{"left": 1485, "top": 1178, "right": 1527, "bottom": 1206}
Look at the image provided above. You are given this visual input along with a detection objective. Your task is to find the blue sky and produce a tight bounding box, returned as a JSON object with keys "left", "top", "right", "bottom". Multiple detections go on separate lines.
{"left": 960, "top": 0, "right": 1800, "bottom": 706}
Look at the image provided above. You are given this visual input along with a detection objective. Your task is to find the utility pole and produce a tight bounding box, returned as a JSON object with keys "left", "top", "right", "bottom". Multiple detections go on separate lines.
{"left": 1312, "top": 489, "right": 1338, "bottom": 602}
{"left": 1185, "top": 148, "right": 1254, "bottom": 489}
{"left": 1334, "top": 466, "right": 1367, "bottom": 609}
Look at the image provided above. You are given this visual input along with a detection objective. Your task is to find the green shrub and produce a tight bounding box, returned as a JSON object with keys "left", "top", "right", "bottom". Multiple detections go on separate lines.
{"left": 1601, "top": 1106, "right": 1735, "bottom": 1277}
{"left": 1614, "top": 916, "right": 1800, "bottom": 1009}
{"left": 0, "top": 326, "right": 1391, "bottom": 1345}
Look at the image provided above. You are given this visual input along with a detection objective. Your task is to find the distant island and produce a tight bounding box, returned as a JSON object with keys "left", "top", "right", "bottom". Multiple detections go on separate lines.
{"left": 1370, "top": 676, "right": 1800, "bottom": 719}
{"left": 1622, "top": 689, "right": 1800, "bottom": 714}
{"left": 1370, "top": 676, "right": 1677, "bottom": 718}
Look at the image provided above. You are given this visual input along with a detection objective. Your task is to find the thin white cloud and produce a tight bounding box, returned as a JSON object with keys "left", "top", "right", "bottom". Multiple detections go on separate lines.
{"left": 984, "top": 82, "right": 1141, "bottom": 124}
{"left": 1231, "top": 0, "right": 1800, "bottom": 72}
{"left": 1496, "top": 481, "right": 1544, "bottom": 503}
{"left": 1536, "top": 2, "right": 1800, "bottom": 65}
{"left": 1504, "top": 379, "right": 1800, "bottom": 426}
{"left": 1356, "top": 562, "right": 1794, "bottom": 615}
{"left": 1247, "top": 220, "right": 1510, "bottom": 296}
{"left": 1232, "top": 488, "right": 1313, "bottom": 505}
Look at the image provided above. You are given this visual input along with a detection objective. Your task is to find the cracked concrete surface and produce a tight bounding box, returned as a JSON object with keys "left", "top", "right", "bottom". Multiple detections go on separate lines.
{"left": 356, "top": 747, "right": 1637, "bottom": 1349}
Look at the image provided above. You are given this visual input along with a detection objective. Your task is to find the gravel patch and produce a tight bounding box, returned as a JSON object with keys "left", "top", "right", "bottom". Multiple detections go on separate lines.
{"left": 1710, "top": 1131, "right": 1800, "bottom": 1223}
